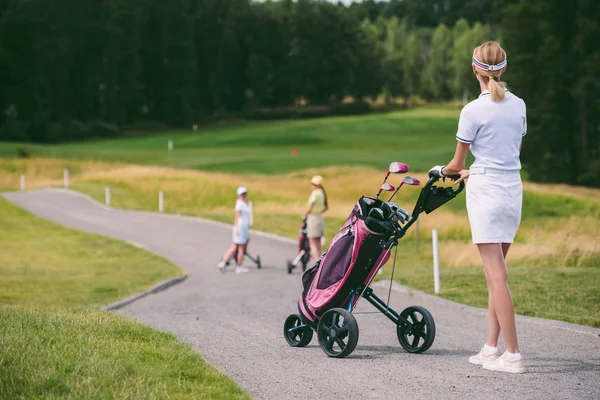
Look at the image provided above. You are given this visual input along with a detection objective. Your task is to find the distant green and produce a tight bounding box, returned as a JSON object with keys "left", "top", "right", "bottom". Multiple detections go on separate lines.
{"left": 0, "top": 108, "right": 468, "bottom": 174}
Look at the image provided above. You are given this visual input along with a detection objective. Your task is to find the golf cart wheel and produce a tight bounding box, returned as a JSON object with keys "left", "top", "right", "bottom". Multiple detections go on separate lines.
{"left": 397, "top": 306, "right": 436, "bottom": 354}
{"left": 283, "top": 314, "right": 313, "bottom": 347}
{"left": 256, "top": 255, "right": 261, "bottom": 269}
{"left": 317, "top": 308, "right": 359, "bottom": 358}
{"left": 287, "top": 260, "right": 294, "bottom": 274}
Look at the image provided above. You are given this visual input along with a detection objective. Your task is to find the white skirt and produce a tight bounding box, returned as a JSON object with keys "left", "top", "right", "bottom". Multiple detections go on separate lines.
{"left": 466, "top": 170, "right": 523, "bottom": 244}
{"left": 232, "top": 225, "right": 249, "bottom": 245}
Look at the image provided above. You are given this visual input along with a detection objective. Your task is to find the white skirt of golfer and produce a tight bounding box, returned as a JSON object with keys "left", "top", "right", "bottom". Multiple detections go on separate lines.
{"left": 232, "top": 224, "right": 249, "bottom": 244}
{"left": 466, "top": 170, "right": 522, "bottom": 243}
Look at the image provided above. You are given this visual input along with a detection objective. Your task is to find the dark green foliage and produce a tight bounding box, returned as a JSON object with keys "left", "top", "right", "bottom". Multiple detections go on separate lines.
{"left": 503, "top": 0, "right": 600, "bottom": 187}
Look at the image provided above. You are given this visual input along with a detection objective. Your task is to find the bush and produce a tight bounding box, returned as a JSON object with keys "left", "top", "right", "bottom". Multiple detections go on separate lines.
{"left": 66, "top": 120, "right": 92, "bottom": 141}
{"left": 0, "top": 121, "right": 30, "bottom": 142}
{"left": 16, "top": 146, "right": 33, "bottom": 158}
{"left": 244, "top": 102, "right": 373, "bottom": 121}
{"left": 121, "top": 120, "right": 169, "bottom": 133}
{"left": 88, "top": 121, "right": 121, "bottom": 139}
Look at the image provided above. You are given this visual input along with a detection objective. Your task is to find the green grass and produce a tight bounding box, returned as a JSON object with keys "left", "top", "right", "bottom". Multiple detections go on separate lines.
{"left": 0, "top": 197, "right": 248, "bottom": 399}
{"left": 0, "top": 107, "right": 469, "bottom": 174}
{"left": 0, "top": 308, "right": 248, "bottom": 399}
{"left": 0, "top": 197, "right": 181, "bottom": 308}
{"left": 379, "top": 246, "right": 600, "bottom": 327}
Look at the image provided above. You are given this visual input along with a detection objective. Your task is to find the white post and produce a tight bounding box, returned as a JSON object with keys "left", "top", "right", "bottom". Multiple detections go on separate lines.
{"left": 248, "top": 201, "right": 254, "bottom": 227}
{"left": 168, "top": 140, "right": 173, "bottom": 160}
{"left": 20, "top": 174, "right": 25, "bottom": 191}
{"left": 63, "top": 169, "right": 69, "bottom": 188}
{"left": 432, "top": 229, "right": 440, "bottom": 294}
{"left": 105, "top": 187, "right": 111, "bottom": 206}
{"left": 158, "top": 191, "right": 164, "bottom": 213}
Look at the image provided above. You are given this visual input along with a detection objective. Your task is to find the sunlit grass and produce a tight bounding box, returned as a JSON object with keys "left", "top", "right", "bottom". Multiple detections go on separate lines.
{"left": 0, "top": 196, "right": 248, "bottom": 398}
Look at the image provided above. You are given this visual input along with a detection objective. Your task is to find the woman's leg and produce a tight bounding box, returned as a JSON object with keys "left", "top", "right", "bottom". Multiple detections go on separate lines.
{"left": 222, "top": 244, "right": 238, "bottom": 264}
{"left": 308, "top": 238, "right": 320, "bottom": 262}
{"left": 484, "top": 243, "right": 512, "bottom": 347}
{"left": 478, "top": 243, "right": 519, "bottom": 354}
{"left": 236, "top": 243, "right": 247, "bottom": 266}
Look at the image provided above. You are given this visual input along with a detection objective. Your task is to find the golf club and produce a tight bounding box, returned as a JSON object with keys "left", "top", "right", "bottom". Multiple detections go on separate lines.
{"left": 376, "top": 183, "right": 396, "bottom": 199}
{"left": 377, "top": 162, "right": 409, "bottom": 196}
{"left": 388, "top": 175, "right": 421, "bottom": 202}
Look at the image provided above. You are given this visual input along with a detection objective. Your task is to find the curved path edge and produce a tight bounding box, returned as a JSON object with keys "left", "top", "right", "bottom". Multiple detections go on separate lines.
{"left": 100, "top": 275, "right": 188, "bottom": 311}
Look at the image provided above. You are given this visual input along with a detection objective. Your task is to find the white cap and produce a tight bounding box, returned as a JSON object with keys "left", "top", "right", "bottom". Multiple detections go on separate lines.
{"left": 236, "top": 186, "right": 248, "bottom": 196}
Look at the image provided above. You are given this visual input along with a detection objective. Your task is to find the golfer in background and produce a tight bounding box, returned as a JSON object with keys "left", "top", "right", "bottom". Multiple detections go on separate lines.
{"left": 430, "top": 41, "right": 526, "bottom": 373}
{"left": 303, "top": 175, "right": 328, "bottom": 261}
{"left": 218, "top": 187, "right": 251, "bottom": 274}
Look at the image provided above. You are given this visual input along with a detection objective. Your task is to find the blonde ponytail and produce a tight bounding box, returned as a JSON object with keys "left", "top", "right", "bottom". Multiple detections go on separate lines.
{"left": 472, "top": 41, "right": 508, "bottom": 102}
{"left": 487, "top": 76, "right": 507, "bottom": 102}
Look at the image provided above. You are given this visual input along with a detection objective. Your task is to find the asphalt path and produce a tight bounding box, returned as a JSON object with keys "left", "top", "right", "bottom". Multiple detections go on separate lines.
{"left": 4, "top": 189, "right": 599, "bottom": 400}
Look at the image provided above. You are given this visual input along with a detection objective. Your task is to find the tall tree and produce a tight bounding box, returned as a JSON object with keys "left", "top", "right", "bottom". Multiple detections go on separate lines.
{"left": 421, "top": 23, "right": 452, "bottom": 100}
{"left": 503, "top": 0, "right": 600, "bottom": 186}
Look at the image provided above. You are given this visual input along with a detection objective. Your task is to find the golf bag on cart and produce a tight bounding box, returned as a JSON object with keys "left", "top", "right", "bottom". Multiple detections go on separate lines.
{"left": 283, "top": 163, "right": 464, "bottom": 358}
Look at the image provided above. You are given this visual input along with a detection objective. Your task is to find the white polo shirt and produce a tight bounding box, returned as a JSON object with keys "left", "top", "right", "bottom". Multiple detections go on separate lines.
{"left": 235, "top": 199, "right": 250, "bottom": 228}
{"left": 456, "top": 90, "right": 527, "bottom": 171}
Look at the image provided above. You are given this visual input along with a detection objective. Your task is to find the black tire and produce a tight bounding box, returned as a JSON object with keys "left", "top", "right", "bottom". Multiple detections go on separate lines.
{"left": 397, "top": 306, "right": 436, "bottom": 353}
{"left": 283, "top": 314, "right": 313, "bottom": 347}
{"left": 287, "top": 260, "right": 294, "bottom": 274}
{"left": 316, "top": 308, "right": 359, "bottom": 358}
{"left": 256, "top": 255, "right": 261, "bottom": 269}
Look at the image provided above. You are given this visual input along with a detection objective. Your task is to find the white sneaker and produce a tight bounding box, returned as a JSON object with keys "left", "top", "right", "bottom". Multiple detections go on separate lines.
{"left": 218, "top": 261, "right": 226, "bottom": 273}
{"left": 469, "top": 347, "right": 499, "bottom": 365}
{"left": 483, "top": 352, "right": 525, "bottom": 374}
{"left": 235, "top": 266, "right": 249, "bottom": 274}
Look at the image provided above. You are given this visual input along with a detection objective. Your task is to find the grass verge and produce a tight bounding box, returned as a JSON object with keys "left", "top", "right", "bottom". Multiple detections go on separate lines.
{"left": 0, "top": 197, "right": 248, "bottom": 399}
{"left": 0, "top": 308, "right": 248, "bottom": 399}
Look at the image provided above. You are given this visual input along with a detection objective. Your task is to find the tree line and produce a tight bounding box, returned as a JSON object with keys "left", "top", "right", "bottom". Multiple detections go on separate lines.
{"left": 0, "top": 0, "right": 598, "bottom": 186}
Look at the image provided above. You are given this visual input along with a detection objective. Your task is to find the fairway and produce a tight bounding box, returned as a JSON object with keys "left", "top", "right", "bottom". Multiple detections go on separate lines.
{"left": 0, "top": 107, "right": 468, "bottom": 174}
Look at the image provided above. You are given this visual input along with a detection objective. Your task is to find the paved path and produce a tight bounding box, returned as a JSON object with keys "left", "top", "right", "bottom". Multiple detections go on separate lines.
{"left": 4, "top": 189, "right": 599, "bottom": 400}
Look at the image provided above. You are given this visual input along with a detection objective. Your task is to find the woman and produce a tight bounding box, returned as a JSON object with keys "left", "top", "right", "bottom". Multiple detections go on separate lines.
{"left": 303, "top": 175, "right": 328, "bottom": 261}
{"left": 218, "top": 186, "right": 251, "bottom": 274}
{"left": 429, "top": 41, "right": 527, "bottom": 374}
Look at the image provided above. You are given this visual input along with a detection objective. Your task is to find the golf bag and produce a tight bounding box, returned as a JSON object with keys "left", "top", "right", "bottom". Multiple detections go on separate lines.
{"left": 299, "top": 196, "right": 392, "bottom": 322}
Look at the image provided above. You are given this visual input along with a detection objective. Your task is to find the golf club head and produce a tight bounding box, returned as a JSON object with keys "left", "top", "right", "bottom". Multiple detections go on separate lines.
{"left": 380, "top": 183, "right": 395, "bottom": 192}
{"left": 389, "top": 162, "right": 409, "bottom": 174}
{"left": 403, "top": 176, "right": 421, "bottom": 186}
{"left": 362, "top": 197, "right": 376, "bottom": 206}
{"left": 376, "top": 183, "right": 396, "bottom": 198}
{"left": 368, "top": 207, "right": 385, "bottom": 221}
{"left": 396, "top": 208, "right": 410, "bottom": 222}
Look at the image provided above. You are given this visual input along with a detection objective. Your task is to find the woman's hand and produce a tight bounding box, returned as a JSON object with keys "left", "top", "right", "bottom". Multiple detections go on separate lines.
{"left": 454, "top": 169, "right": 470, "bottom": 184}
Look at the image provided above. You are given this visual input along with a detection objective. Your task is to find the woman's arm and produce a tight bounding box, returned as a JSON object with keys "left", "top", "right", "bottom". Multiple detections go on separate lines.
{"left": 304, "top": 202, "right": 314, "bottom": 218}
{"left": 442, "top": 142, "right": 470, "bottom": 176}
{"left": 234, "top": 209, "right": 241, "bottom": 231}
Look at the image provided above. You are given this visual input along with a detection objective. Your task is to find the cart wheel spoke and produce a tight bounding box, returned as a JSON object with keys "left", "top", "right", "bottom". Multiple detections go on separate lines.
{"left": 335, "top": 338, "right": 346, "bottom": 351}
{"left": 326, "top": 336, "right": 335, "bottom": 349}
{"left": 411, "top": 333, "right": 421, "bottom": 347}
